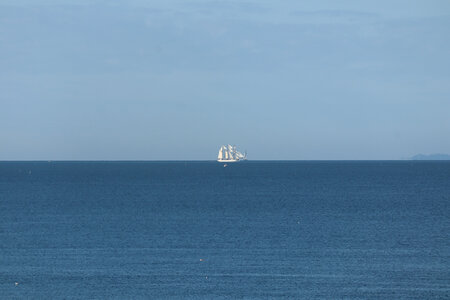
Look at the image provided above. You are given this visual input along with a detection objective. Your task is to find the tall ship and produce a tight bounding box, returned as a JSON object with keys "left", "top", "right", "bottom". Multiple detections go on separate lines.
{"left": 217, "top": 145, "right": 247, "bottom": 162}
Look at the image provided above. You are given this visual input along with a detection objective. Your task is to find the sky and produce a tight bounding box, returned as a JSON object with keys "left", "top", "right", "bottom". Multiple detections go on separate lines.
{"left": 1, "top": 0, "right": 450, "bottom": 160}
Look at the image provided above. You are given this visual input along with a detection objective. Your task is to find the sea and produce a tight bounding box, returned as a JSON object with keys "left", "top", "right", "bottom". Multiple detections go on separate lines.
{"left": 0, "top": 161, "right": 449, "bottom": 299}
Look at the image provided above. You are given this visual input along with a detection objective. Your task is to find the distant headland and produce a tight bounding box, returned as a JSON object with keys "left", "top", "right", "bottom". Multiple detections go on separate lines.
{"left": 411, "top": 154, "right": 450, "bottom": 160}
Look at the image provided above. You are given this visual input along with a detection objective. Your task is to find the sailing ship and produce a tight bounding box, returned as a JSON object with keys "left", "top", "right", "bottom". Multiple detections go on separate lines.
{"left": 217, "top": 145, "right": 247, "bottom": 162}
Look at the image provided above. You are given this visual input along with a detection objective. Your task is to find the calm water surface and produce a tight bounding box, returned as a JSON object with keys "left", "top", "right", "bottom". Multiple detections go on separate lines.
{"left": 0, "top": 161, "right": 449, "bottom": 299}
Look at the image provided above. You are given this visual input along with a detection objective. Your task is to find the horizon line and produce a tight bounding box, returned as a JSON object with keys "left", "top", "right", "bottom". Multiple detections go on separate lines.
{"left": 1, "top": 159, "right": 448, "bottom": 162}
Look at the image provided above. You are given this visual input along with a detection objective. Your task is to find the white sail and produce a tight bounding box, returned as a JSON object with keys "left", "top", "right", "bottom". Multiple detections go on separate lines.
{"left": 222, "top": 146, "right": 227, "bottom": 159}
{"left": 218, "top": 147, "right": 224, "bottom": 160}
{"left": 229, "top": 145, "right": 236, "bottom": 160}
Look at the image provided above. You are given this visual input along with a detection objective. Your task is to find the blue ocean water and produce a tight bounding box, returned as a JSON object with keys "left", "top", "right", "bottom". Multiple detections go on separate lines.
{"left": 0, "top": 161, "right": 449, "bottom": 299}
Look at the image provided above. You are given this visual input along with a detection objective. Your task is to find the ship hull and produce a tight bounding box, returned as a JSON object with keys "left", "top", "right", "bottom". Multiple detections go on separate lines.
{"left": 217, "top": 159, "right": 240, "bottom": 162}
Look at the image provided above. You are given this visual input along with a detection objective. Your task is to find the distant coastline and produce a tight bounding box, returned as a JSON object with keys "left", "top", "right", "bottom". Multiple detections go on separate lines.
{"left": 411, "top": 154, "right": 450, "bottom": 160}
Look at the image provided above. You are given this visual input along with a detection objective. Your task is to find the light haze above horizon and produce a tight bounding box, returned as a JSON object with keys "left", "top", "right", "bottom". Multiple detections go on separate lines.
{"left": 1, "top": 0, "right": 449, "bottom": 160}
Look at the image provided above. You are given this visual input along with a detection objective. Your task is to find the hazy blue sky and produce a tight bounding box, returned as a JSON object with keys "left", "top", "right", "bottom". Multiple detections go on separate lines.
{"left": 1, "top": 0, "right": 449, "bottom": 160}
